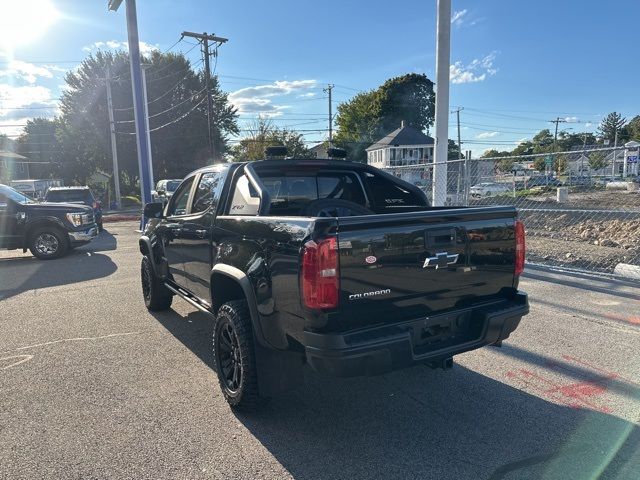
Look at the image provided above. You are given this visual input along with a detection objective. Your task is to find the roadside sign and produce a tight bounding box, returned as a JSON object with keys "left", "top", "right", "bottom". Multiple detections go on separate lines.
{"left": 627, "top": 155, "right": 638, "bottom": 163}
{"left": 545, "top": 155, "right": 554, "bottom": 166}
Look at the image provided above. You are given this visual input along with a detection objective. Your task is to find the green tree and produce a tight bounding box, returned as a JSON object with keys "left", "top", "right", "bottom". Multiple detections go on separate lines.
{"left": 597, "top": 111, "right": 627, "bottom": 143}
{"left": 626, "top": 115, "right": 640, "bottom": 141}
{"left": 533, "top": 156, "right": 547, "bottom": 172}
{"left": 556, "top": 132, "right": 597, "bottom": 152}
{"left": 16, "top": 118, "right": 62, "bottom": 180}
{"left": 588, "top": 151, "right": 607, "bottom": 171}
{"left": 229, "top": 118, "right": 313, "bottom": 161}
{"left": 481, "top": 149, "right": 510, "bottom": 158}
{"left": 496, "top": 158, "right": 515, "bottom": 173}
{"left": 554, "top": 154, "right": 568, "bottom": 174}
{"left": 57, "top": 50, "right": 238, "bottom": 189}
{"left": 334, "top": 73, "right": 435, "bottom": 161}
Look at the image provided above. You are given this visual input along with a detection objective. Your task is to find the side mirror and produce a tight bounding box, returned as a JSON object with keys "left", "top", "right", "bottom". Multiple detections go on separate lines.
{"left": 144, "top": 201, "right": 164, "bottom": 219}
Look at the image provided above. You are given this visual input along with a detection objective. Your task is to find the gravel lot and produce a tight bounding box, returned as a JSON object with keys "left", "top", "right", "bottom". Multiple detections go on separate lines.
{"left": 1, "top": 221, "right": 639, "bottom": 479}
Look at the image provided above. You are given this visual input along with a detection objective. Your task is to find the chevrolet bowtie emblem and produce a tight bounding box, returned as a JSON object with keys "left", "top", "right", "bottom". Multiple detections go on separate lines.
{"left": 423, "top": 252, "right": 459, "bottom": 269}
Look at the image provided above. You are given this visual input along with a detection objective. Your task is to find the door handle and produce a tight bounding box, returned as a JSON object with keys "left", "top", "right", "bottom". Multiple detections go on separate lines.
{"left": 195, "top": 229, "right": 207, "bottom": 239}
{"left": 170, "top": 227, "right": 182, "bottom": 237}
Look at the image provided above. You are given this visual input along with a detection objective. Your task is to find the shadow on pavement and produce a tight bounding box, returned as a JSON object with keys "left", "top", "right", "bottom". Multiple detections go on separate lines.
{"left": 81, "top": 229, "right": 118, "bottom": 253}
{"left": 151, "top": 307, "right": 639, "bottom": 480}
{"left": 0, "top": 249, "right": 117, "bottom": 301}
{"left": 524, "top": 265, "right": 640, "bottom": 301}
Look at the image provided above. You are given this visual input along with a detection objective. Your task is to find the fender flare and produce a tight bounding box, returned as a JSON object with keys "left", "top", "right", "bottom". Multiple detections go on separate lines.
{"left": 210, "top": 263, "right": 268, "bottom": 347}
{"left": 139, "top": 235, "right": 167, "bottom": 278}
{"left": 23, "top": 217, "right": 67, "bottom": 249}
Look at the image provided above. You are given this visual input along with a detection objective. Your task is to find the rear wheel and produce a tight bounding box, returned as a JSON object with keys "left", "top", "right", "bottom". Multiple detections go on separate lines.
{"left": 28, "top": 227, "right": 68, "bottom": 260}
{"left": 213, "top": 300, "right": 267, "bottom": 410}
{"left": 141, "top": 255, "right": 173, "bottom": 311}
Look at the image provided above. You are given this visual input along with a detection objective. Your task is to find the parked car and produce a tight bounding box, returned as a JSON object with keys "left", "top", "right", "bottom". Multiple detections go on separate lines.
{"left": 0, "top": 184, "right": 97, "bottom": 259}
{"left": 152, "top": 179, "right": 182, "bottom": 201}
{"left": 525, "top": 176, "right": 563, "bottom": 188}
{"left": 44, "top": 186, "right": 103, "bottom": 231}
{"left": 469, "top": 182, "right": 511, "bottom": 198}
{"left": 139, "top": 158, "right": 529, "bottom": 410}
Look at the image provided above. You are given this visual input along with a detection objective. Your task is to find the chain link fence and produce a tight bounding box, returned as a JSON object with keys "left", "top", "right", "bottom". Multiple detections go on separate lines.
{"left": 381, "top": 146, "right": 640, "bottom": 278}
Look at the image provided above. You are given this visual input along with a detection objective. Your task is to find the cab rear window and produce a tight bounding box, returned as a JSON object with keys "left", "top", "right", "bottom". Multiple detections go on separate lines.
{"left": 257, "top": 171, "right": 366, "bottom": 215}
{"left": 362, "top": 172, "right": 426, "bottom": 208}
{"left": 45, "top": 190, "right": 92, "bottom": 204}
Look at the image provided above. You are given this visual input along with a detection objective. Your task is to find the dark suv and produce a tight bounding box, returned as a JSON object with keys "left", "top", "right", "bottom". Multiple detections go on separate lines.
{"left": 45, "top": 186, "right": 103, "bottom": 231}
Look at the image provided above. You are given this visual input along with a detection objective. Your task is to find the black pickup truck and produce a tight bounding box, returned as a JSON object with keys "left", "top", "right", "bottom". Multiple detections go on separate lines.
{"left": 139, "top": 159, "right": 528, "bottom": 409}
{"left": 0, "top": 184, "right": 97, "bottom": 259}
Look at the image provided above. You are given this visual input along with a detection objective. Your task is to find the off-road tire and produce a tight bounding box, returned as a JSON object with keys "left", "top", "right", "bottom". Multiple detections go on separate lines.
{"left": 141, "top": 255, "right": 173, "bottom": 311}
{"left": 28, "top": 226, "right": 69, "bottom": 260}
{"left": 213, "top": 300, "right": 267, "bottom": 410}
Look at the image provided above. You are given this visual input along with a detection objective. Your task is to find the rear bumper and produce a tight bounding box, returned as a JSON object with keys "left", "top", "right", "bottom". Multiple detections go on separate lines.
{"left": 303, "top": 292, "right": 529, "bottom": 377}
{"left": 68, "top": 225, "right": 98, "bottom": 244}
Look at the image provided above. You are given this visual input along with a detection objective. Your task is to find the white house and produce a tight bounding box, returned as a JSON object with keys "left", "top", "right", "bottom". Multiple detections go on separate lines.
{"left": 366, "top": 121, "right": 434, "bottom": 167}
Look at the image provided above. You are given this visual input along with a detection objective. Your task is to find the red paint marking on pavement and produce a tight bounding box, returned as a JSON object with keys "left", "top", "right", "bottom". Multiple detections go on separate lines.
{"left": 562, "top": 354, "right": 637, "bottom": 386}
{"left": 603, "top": 312, "right": 640, "bottom": 325}
{"left": 504, "top": 355, "right": 620, "bottom": 414}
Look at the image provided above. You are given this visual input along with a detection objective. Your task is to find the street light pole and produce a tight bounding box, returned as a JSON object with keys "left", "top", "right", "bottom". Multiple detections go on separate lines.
{"left": 108, "top": 0, "right": 153, "bottom": 226}
{"left": 432, "top": 0, "right": 451, "bottom": 207}
{"left": 141, "top": 66, "right": 154, "bottom": 190}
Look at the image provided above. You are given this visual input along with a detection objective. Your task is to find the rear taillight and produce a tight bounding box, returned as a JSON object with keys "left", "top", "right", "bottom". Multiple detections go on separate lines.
{"left": 301, "top": 237, "right": 339, "bottom": 309}
{"left": 515, "top": 220, "right": 525, "bottom": 276}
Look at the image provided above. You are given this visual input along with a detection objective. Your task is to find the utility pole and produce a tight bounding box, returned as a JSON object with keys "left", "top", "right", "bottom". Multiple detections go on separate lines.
{"left": 549, "top": 116, "right": 567, "bottom": 177}
{"left": 141, "top": 65, "right": 154, "bottom": 189}
{"left": 432, "top": 0, "right": 451, "bottom": 206}
{"left": 451, "top": 106, "right": 463, "bottom": 159}
{"left": 451, "top": 107, "right": 463, "bottom": 199}
{"left": 182, "top": 31, "right": 228, "bottom": 162}
{"left": 612, "top": 128, "right": 619, "bottom": 178}
{"left": 105, "top": 66, "right": 121, "bottom": 210}
{"left": 550, "top": 116, "right": 567, "bottom": 151}
{"left": 323, "top": 84, "right": 334, "bottom": 147}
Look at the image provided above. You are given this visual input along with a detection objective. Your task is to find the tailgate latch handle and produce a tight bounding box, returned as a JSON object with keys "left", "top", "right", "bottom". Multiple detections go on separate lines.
{"left": 423, "top": 252, "right": 459, "bottom": 269}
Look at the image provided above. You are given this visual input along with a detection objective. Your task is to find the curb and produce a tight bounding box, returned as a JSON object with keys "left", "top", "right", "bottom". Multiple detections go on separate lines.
{"left": 102, "top": 215, "right": 140, "bottom": 223}
{"left": 613, "top": 263, "right": 640, "bottom": 281}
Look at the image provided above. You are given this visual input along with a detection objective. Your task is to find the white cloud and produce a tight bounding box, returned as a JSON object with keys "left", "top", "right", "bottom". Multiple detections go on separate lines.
{"left": 585, "top": 122, "right": 593, "bottom": 128}
{"left": 0, "top": 84, "right": 58, "bottom": 130}
{"left": 0, "top": 60, "right": 54, "bottom": 84}
{"left": 451, "top": 9, "right": 467, "bottom": 26}
{"left": 229, "top": 79, "right": 317, "bottom": 114}
{"left": 83, "top": 40, "right": 159, "bottom": 56}
{"left": 450, "top": 52, "right": 499, "bottom": 84}
{"left": 564, "top": 116, "right": 579, "bottom": 123}
{"left": 476, "top": 131, "right": 500, "bottom": 139}
{"left": 298, "top": 92, "right": 316, "bottom": 98}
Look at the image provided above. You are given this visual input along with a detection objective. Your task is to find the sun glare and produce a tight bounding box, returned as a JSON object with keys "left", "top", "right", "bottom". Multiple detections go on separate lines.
{"left": 0, "top": 0, "right": 60, "bottom": 52}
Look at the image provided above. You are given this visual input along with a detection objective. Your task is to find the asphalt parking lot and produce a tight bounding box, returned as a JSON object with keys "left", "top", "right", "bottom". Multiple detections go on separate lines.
{"left": 1, "top": 221, "right": 639, "bottom": 480}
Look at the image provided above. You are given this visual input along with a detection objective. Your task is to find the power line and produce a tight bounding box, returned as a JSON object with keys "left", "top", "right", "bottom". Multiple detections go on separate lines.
{"left": 116, "top": 94, "right": 207, "bottom": 135}
{"left": 112, "top": 58, "right": 204, "bottom": 112}
{"left": 182, "top": 30, "right": 229, "bottom": 160}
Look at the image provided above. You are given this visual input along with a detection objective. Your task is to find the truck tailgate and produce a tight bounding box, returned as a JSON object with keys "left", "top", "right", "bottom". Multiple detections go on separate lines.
{"left": 336, "top": 206, "right": 518, "bottom": 328}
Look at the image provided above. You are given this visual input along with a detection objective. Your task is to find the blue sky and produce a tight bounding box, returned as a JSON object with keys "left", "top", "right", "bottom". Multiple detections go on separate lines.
{"left": 1, "top": 0, "right": 640, "bottom": 155}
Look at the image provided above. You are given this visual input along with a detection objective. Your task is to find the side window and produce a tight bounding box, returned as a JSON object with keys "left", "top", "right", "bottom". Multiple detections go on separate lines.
{"left": 191, "top": 171, "right": 225, "bottom": 214}
{"left": 166, "top": 178, "right": 194, "bottom": 216}
{"left": 228, "top": 174, "right": 260, "bottom": 216}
